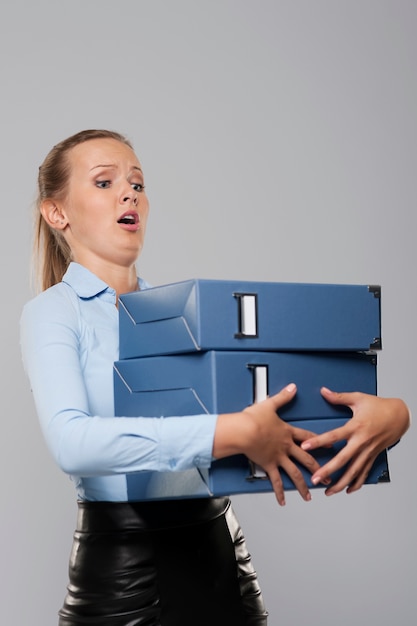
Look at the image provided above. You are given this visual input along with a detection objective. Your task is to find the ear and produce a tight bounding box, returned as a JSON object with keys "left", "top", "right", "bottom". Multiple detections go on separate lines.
{"left": 40, "top": 199, "right": 68, "bottom": 231}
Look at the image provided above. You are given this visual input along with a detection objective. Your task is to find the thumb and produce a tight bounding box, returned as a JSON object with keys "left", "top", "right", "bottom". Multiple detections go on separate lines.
{"left": 268, "top": 382, "right": 297, "bottom": 410}
{"left": 320, "top": 386, "right": 356, "bottom": 408}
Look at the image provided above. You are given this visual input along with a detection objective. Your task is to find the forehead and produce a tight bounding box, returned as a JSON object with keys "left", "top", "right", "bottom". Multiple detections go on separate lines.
{"left": 68, "top": 137, "right": 141, "bottom": 170}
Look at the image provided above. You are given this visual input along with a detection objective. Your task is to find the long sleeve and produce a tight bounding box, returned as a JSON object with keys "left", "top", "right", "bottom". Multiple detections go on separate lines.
{"left": 20, "top": 265, "right": 217, "bottom": 500}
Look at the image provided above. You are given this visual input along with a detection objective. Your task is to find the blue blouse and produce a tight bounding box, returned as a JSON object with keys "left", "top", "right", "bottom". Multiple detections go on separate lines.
{"left": 20, "top": 262, "right": 217, "bottom": 501}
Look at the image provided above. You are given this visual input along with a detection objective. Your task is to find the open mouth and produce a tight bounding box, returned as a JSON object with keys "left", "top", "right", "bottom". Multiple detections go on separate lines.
{"left": 117, "top": 212, "right": 139, "bottom": 225}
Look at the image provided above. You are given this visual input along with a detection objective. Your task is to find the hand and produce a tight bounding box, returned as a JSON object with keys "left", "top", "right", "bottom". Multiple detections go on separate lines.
{"left": 214, "top": 383, "right": 325, "bottom": 506}
{"left": 301, "top": 387, "right": 411, "bottom": 495}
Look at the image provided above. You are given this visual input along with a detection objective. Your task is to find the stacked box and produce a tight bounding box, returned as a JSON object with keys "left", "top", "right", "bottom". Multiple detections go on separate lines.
{"left": 118, "top": 279, "right": 382, "bottom": 358}
{"left": 114, "top": 279, "right": 388, "bottom": 500}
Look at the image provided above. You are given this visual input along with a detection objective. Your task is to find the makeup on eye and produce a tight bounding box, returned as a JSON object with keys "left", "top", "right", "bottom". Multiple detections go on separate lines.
{"left": 94, "top": 178, "right": 145, "bottom": 192}
{"left": 95, "top": 179, "right": 112, "bottom": 189}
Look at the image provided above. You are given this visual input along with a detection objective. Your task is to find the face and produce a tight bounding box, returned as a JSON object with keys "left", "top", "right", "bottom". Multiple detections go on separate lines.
{"left": 56, "top": 137, "right": 149, "bottom": 271}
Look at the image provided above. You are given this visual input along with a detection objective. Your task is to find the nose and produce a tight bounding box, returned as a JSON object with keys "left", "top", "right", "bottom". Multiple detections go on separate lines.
{"left": 121, "top": 188, "right": 138, "bottom": 206}
{"left": 123, "top": 194, "right": 138, "bottom": 205}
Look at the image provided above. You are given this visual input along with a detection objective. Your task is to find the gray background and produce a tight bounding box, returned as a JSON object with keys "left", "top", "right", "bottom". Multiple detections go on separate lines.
{"left": 1, "top": 1, "right": 415, "bottom": 624}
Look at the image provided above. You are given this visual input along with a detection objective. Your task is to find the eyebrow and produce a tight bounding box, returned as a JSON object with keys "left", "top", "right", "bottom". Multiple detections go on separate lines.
{"left": 89, "top": 164, "right": 143, "bottom": 173}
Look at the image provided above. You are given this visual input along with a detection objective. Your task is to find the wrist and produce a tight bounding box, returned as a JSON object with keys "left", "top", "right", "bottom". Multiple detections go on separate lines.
{"left": 212, "top": 412, "right": 255, "bottom": 460}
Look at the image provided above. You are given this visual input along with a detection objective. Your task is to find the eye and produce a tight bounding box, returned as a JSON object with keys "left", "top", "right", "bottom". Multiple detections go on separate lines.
{"left": 96, "top": 180, "right": 111, "bottom": 189}
{"left": 131, "top": 182, "right": 145, "bottom": 192}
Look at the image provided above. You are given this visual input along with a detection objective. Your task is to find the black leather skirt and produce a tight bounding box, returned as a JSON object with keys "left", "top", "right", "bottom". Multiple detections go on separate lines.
{"left": 58, "top": 497, "right": 268, "bottom": 626}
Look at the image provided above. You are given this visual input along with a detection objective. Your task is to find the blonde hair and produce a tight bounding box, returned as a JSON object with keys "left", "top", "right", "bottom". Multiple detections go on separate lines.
{"left": 33, "top": 129, "right": 133, "bottom": 292}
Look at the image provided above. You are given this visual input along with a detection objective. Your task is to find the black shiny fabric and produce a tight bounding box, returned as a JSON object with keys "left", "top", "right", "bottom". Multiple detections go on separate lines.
{"left": 58, "top": 498, "right": 268, "bottom": 626}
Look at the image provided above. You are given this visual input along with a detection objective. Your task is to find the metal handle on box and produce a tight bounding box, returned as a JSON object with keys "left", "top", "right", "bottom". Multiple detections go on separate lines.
{"left": 234, "top": 292, "right": 259, "bottom": 338}
{"left": 246, "top": 364, "right": 270, "bottom": 481}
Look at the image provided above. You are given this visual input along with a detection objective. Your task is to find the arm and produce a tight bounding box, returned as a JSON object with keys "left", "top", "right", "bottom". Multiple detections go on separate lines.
{"left": 20, "top": 289, "right": 216, "bottom": 476}
{"left": 21, "top": 288, "right": 321, "bottom": 504}
{"left": 301, "top": 387, "right": 411, "bottom": 495}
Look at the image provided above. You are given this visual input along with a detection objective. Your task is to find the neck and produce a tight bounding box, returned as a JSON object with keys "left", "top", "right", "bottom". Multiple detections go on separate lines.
{"left": 109, "top": 271, "right": 139, "bottom": 298}
{"left": 73, "top": 258, "right": 139, "bottom": 298}
{"left": 114, "top": 274, "right": 139, "bottom": 299}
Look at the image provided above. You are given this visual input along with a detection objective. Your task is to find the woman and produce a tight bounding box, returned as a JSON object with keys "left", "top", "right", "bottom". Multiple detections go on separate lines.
{"left": 20, "top": 129, "right": 410, "bottom": 625}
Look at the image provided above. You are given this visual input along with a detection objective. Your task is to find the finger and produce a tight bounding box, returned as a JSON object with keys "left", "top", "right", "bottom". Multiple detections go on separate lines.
{"left": 345, "top": 469, "right": 370, "bottom": 494}
{"left": 265, "top": 465, "right": 286, "bottom": 506}
{"left": 280, "top": 459, "right": 312, "bottom": 502}
{"left": 301, "top": 424, "right": 351, "bottom": 451}
{"left": 267, "top": 383, "right": 297, "bottom": 410}
{"left": 309, "top": 441, "right": 358, "bottom": 484}
{"left": 320, "top": 387, "right": 359, "bottom": 408}
{"left": 290, "top": 446, "right": 332, "bottom": 486}
{"left": 290, "top": 425, "right": 320, "bottom": 443}
{"left": 327, "top": 458, "right": 374, "bottom": 496}
{"left": 290, "top": 444, "right": 323, "bottom": 475}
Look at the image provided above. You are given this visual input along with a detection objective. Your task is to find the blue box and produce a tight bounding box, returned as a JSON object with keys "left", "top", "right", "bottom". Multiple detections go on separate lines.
{"left": 114, "top": 350, "right": 377, "bottom": 419}
{"left": 114, "top": 351, "right": 389, "bottom": 498}
{"left": 121, "top": 417, "right": 388, "bottom": 500}
{"left": 119, "top": 279, "right": 381, "bottom": 359}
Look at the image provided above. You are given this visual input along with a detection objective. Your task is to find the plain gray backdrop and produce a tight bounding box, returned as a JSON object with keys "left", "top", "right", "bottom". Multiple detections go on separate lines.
{"left": 1, "top": 1, "right": 416, "bottom": 624}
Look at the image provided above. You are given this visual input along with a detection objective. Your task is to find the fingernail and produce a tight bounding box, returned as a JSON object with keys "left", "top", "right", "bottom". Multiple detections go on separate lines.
{"left": 286, "top": 383, "right": 296, "bottom": 392}
{"left": 312, "top": 476, "right": 321, "bottom": 485}
{"left": 301, "top": 442, "right": 311, "bottom": 450}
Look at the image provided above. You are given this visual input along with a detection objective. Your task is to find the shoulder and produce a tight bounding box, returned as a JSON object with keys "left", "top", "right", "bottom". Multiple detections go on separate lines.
{"left": 21, "top": 282, "right": 81, "bottom": 326}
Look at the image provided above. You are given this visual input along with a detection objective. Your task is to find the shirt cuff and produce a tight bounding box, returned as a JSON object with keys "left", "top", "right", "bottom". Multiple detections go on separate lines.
{"left": 157, "top": 414, "right": 218, "bottom": 471}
